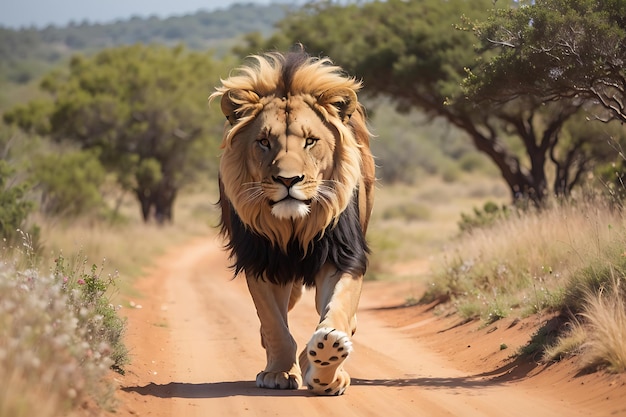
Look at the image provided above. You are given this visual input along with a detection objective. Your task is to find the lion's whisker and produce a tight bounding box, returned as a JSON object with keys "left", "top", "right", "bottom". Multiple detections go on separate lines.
{"left": 237, "top": 185, "right": 265, "bottom": 204}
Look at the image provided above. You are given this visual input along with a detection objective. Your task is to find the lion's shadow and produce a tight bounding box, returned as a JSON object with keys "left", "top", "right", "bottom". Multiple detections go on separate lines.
{"left": 122, "top": 381, "right": 306, "bottom": 399}
{"left": 121, "top": 375, "right": 510, "bottom": 399}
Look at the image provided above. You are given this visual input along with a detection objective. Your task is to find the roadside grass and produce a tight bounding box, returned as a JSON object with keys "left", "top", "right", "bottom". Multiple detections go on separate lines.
{"left": 37, "top": 184, "right": 220, "bottom": 293}
{"left": 0, "top": 187, "right": 218, "bottom": 417}
{"left": 420, "top": 194, "right": 626, "bottom": 372}
{"left": 367, "top": 176, "right": 508, "bottom": 280}
{"left": 5, "top": 164, "right": 625, "bottom": 417}
{"left": 579, "top": 277, "right": 626, "bottom": 372}
{"left": 0, "top": 236, "right": 122, "bottom": 417}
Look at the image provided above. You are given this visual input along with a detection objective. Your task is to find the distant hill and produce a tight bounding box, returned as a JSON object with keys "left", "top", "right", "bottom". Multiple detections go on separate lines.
{"left": 0, "top": 2, "right": 292, "bottom": 84}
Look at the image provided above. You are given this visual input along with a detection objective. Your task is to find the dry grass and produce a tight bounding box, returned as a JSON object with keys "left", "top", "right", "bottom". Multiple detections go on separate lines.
{"left": 0, "top": 185, "right": 220, "bottom": 417}
{"left": 367, "top": 176, "right": 508, "bottom": 279}
{"left": 544, "top": 275, "right": 626, "bottom": 372}
{"left": 579, "top": 277, "right": 626, "bottom": 372}
{"left": 0, "top": 369, "right": 59, "bottom": 417}
{"left": 419, "top": 192, "right": 626, "bottom": 373}
{"left": 36, "top": 185, "right": 220, "bottom": 295}
{"left": 0, "top": 257, "right": 117, "bottom": 416}
{"left": 425, "top": 198, "right": 625, "bottom": 313}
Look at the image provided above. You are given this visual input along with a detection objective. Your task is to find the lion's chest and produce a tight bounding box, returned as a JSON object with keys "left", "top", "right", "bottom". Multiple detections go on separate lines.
{"left": 225, "top": 196, "right": 368, "bottom": 286}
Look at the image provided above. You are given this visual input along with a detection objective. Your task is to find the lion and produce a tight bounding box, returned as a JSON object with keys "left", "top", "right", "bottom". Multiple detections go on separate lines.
{"left": 210, "top": 49, "right": 375, "bottom": 396}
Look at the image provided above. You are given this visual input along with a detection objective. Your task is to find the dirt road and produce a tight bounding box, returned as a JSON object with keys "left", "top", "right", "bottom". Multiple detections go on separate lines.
{"left": 114, "top": 237, "right": 626, "bottom": 416}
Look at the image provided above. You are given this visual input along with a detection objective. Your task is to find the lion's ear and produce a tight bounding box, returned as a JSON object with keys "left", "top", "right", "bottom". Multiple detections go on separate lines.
{"left": 318, "top": 87, "right": 358, "bottom": 124}
{"left": 220, "top": 89, "right": 259, "bottom": 126}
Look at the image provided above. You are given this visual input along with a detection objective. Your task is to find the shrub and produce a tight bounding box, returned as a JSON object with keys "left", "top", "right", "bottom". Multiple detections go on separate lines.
{"left": 31, "top": 149, "right": 106, "bottom": 217}
{"left": 0, "top": 240, "right": 127, "bottom": 416}
{"left": 458, "top": 201, "right": 510, "bottom": 233}
{"left": 0, "top": 160, "right": 33, "bottom": 245}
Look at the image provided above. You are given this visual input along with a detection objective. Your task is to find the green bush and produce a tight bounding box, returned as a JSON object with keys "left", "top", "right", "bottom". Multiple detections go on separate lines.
{"left": 32, "top": 149, "right": 106, "bottom": 217}
{"left": 0, "top": 160, "right": 34, "bottom": 244}
{"left": 52, "top": 253, "right": 128, "bottom": 373}
{"left": 458, "top": 201, "right": 510, "bottom": 233}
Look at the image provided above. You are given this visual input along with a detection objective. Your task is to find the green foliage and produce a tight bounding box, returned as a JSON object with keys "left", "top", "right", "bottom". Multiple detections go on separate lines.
{"left": 467, "top": 0, "right": 626, "bottom": 123}
{"left": 458, "top": 201, "right": 510, "bottom": 233}
{"left": 562, "top": 256, "right": 626, "bottom": 315}
{"left": 265, "top": 0, "right": 495, "bottom": 106}
{"left": 0, "top": 160, "right": 33, "bottom": 244}
{"left": 367, "top": 102, "right": 477, "bottom": 184}
{"left": 31, "top": 149, "right": 105, "bottom": 217}
{"left": 253, "top": 0, "right": 616, "bottom": 205}
{"left": 5, "top": 44, "right": 230, "bottom": 222}
{"left": 2, "top": 99, "right": 53, "bottom": 133}
{"left": 52, "top": 253, "right": 128, "bottom": 373}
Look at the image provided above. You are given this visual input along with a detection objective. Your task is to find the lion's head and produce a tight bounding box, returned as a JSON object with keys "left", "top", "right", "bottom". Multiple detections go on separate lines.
{"left": 211, "top": 51, "right": 373, "bottom": 252}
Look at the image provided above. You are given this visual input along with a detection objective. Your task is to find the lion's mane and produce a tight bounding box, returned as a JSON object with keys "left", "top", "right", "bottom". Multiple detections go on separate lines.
{"left": 211, "top": 51, "right": 374, "bottom": 286}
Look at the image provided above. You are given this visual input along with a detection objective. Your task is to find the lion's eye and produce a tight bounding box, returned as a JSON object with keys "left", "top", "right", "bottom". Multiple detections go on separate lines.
{"left": 257, "top": 138, "right": 271, "bottom": 150}
{"left": 305, "top": 137, "right": 318, "bottom": 148}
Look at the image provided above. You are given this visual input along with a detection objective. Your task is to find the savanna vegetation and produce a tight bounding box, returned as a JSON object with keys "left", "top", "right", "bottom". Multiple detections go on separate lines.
{"left": 0, "top": 3, "right": 289, "bottom": 84}
{"left": 1, "top": 1, "right": 625, "bottom": 415}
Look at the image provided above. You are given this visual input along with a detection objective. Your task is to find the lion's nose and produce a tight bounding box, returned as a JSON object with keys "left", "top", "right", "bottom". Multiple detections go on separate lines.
{"left": 273, "top": 175, "right": 304, "bottom": 188}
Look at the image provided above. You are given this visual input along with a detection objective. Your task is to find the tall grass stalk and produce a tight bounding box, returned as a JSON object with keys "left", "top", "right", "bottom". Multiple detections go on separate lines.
{"left": 580, "top": 275, "right": 626, "bottom": 372}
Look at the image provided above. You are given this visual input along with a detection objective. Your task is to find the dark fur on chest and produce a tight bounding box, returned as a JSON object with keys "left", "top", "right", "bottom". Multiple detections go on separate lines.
{"left": 220, "top": 194, "right": 369, "bottom": 286}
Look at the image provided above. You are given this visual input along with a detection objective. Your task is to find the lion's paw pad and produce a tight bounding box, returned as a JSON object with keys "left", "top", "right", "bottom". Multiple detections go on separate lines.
{"left": 305, "top": 328, "right": 352, "bottom": 395}
{"left": 307, "top": 328, "right": 352, "bottom": 367}
{"left": 306, "top": 373, "right": 350, "bottom": 396}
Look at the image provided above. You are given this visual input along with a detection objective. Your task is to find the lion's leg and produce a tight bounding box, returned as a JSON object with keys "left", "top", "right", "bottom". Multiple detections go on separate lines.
{"left": 288, "top": 281, "right": 304, "bottom": 311}
{"left": 246, "top": 275, "right": 302, "bottom": 389}
{"left": 302, "top": 264, "right": 362, "bottom": 395}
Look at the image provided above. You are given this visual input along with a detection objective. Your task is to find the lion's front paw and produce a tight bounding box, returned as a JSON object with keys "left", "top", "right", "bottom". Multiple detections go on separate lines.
{"left": 304, "top": 328, "right": 352, "bottom": 395}
{"left": 256, "top": 370, "right": 302, "bottom": 390}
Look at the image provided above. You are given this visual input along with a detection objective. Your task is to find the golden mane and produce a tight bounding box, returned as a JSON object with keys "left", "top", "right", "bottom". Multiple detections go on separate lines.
{"left": 211, "top": 51, "right": 372, "bottom": 251}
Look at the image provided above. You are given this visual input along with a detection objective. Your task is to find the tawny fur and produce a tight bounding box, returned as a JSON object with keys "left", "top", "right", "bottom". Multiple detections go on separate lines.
{"left": 210, "top": 52, "right": 374, "bottom": 250}
{"left": 210, "top": 50, "right": 375, "bottom": 395}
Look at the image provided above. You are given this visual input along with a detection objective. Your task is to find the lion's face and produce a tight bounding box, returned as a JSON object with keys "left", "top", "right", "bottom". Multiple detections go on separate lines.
{"left": 213, "top": 53, "right": 371, "bottom": 250}
{"left": 236, "top": 95, "right": 336, "bottom": 221}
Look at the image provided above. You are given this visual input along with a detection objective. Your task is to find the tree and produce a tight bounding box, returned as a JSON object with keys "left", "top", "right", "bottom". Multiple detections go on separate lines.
{"left": 252, "top": 0, "right": 617, "bottom": 203}
{"left": 466, "top": 0, "right": 626, "bottom": 123}
{"left": 31, "top": 149, "right": 105, "bottom": 217}
{"left": 4, "top": 45, "right": 229, "bottom": 223}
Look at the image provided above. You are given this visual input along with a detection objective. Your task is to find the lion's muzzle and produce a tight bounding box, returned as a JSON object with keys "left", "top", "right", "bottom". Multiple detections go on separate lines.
{"left": 268, "top": 175, "right": 314, "bottom": 220}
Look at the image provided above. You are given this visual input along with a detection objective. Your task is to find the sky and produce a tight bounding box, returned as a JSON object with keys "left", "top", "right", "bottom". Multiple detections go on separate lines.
{"left": 0, "top": 0, "right": 276, "bottom": 29}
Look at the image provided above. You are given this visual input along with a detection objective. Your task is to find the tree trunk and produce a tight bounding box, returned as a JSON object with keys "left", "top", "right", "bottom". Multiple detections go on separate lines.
{"left": 453, "top": 116, "right": 546, "bottom": 206}
{"left": 137, "top": 191, "right": 152, "bottom": 223}
{"left": 153, "top": 182, "right": 177, "bottom": 224}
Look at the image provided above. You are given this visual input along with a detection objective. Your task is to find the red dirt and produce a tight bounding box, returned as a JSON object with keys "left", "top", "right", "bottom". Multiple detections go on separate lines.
{"left": 112, "top": 237, "right": 626, "bottom": 416}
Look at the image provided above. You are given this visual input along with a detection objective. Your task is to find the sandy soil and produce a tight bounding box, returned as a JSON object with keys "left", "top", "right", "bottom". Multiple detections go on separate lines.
{"left": 112, "top": 237, "right": 626, "bottom": 416}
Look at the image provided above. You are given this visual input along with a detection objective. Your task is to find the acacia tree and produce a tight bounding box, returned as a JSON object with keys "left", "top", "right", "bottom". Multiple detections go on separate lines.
{"left": 4, "top": 45, "right": 228, "bottom": 223}
{"left": 466, "top": 0, "right": 626, "bottom": 123}
{"left": 253, "top": 0, "right": 615, "bottom": 203}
